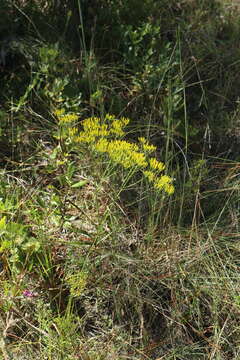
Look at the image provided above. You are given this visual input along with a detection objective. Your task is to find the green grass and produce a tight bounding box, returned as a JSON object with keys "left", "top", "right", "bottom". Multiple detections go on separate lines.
{"left": 1, "top": 0, "right": 240, "bottom": 359}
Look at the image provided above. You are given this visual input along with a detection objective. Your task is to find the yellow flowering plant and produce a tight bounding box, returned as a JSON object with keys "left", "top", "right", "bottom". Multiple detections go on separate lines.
{"left": 53, "top": 109, "right": 174, "bottom": 195}
{"left": 54, "top": 108, "right": 79, "bottom": 146}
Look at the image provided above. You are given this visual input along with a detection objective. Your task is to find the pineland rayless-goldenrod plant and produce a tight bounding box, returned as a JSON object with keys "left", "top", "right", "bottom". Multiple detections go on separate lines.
{"left": 54, "top": 109, "right": 174, "bottom": 195}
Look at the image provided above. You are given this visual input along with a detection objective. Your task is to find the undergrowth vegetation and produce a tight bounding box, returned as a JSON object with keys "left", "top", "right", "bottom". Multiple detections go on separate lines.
{"left": 1, "top": 0, "right": 240, "bottom": 359}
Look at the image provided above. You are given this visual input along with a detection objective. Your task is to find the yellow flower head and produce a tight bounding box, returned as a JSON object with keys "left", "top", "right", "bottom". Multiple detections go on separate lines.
{"left": 58, "top": 113, "right": 78, "bottom": 124}
{"left": 95, "top": 138, "right": 109, "bottom": 153}
{"left": 164, "top": 183, "right": 175, "bottom": 195}
{"left": 149, "top": 158, "right": 165, "bottom": 172}
{"left": 154, "top": 175, "right": 174, "bottom": 194}
{"left": 104, "top": 140, "right": 147, "bottom": 169}
{"left": 143, "top": 170, "right": 155, "bottom": 182}
{"left": 54, "top": 108, "right": 65, "bottom": 117}
{"left": 138, "top": 137, "right": 156, "bottom": 153}
{"left": 68, "top": 127, "right": 78, "bottom": 137}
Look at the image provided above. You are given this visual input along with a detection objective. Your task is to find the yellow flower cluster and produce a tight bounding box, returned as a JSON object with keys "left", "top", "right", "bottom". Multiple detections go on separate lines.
{"left": 59, "top": 113, "right": 79, "bottom": 123}
{"left": 54, "top": 108, "right": 79, "bottom": 123}
{"left": 143, "top": 170, "right": 155, "bottom": 182}
{"left": 154, "top": 175, "right": 174, "bottom": 195}
{"left": 54, "top": 108, "right": 79, "bottom": 141}
{"left": 143, "top": 162, "right": 174, "bottom": 194}
{"left": 68, "top": 127, "right": 78, "bottom": 137}
{"left": 149, "top": 158, "right": 165, "bottom": 171}
{"left": 75, "top": 114, "right": 130, "bottom": 143}
{"left": 94, "top": 138, "right": 109, "bottom": 152}
{"left": 75, "top": 117, "right": 109, "bottom": 143}
{"left": 95, "top": 139, "right": 147, "bottom": 168}
{"left": 54, "top": 108, "right": 65, "bottom": 117}
{"left": 108, "top": 140, "right": 148, "bottom": 168}
{"left": 54, "top": 110, "right": 174, "bottom": 195}
{"left": 138, "top": 137, "right": 157, "bottom": 153}
{"left": 138, "top": 140, "right": 174, "bottom": 194}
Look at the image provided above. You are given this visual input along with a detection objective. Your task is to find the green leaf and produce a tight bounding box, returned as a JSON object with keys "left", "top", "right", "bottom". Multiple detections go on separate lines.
{"left": 0, "top": 216, "right": 6, "bottom": 231}
{"left": 0, "top": 240, "right": 11, "bottom": 252}
{"left": 71, "top": 180, "right": 88, "bottom": 188}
